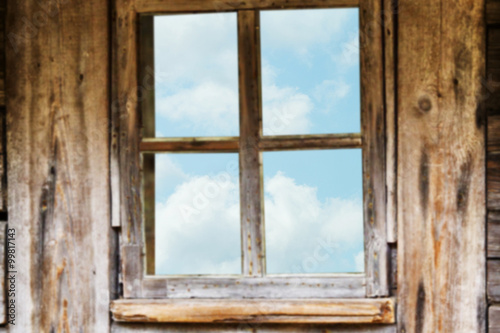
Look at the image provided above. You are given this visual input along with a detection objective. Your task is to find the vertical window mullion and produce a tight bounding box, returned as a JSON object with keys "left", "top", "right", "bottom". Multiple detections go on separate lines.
{"left": 238, "top": 9, "right": 265, "bottom": 277}
{"left": 139, "top": 15, "right": 156, "bottom": 275}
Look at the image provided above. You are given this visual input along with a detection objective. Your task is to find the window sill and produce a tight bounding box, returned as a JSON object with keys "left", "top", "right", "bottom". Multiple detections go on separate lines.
{"left": 110, "top": 298, "right": 395, "bottom": 324}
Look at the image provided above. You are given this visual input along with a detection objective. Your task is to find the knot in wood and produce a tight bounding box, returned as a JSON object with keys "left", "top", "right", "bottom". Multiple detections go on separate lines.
{"left": 418, "top": 96, "right": 432, "bottom": 112}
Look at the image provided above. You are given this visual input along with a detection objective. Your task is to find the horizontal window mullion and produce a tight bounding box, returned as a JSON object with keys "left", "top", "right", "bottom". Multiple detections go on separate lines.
{"left": 140, "top": 137, "right": 240, "bottom": 153}
{"left": 260, "top": 133, "right": 362, "bottom": 151}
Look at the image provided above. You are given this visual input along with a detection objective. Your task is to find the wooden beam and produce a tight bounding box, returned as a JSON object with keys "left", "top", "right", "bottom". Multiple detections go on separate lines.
{"left": 238, "top": 10, "right": 265, "bottom": 277}
{"left": 115, "top": 0, "right": 145, "bottom": 298}
{"left": 490, "top": 305, "right": 500, "bottom": 333}
{"left": 260, "top": 134, "right": 362, "bottom": 151}
{"left": 111, "top": 298, "right": 395, "bottom": 324}
{"left": 397, "top": 0, "right": 486, "bottom": 331}
{"left": 135, "top": 0, "right": 359, "bottom": 14}
{"left": 158, "top": 275, "right": 366, "bottom": 299}
{"left": 139, "top": 15, "right": 156, "bottom": 275}
{"left": 489, "top": 211, "right": 500, "bottom": 258}
{"left": 360, "top": 0, "right": 389, "bottom": 297}
{"left": 384, "top": 0, "right": 397, "bottom": 244}
{"left": 6, "top": 0, "right": 112, "bottom": 330}
{"left": 140, "top": 137, "right": 240, "bottom": 153}
{"left": 487, "top": 0, "right": 500, "bottom": 25}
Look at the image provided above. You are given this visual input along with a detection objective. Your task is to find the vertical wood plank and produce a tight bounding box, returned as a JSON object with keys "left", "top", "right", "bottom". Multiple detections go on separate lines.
{"left": 0, "top": 222, "right": 6, "bottom": 324}
{"left": 397, "top": 0, "right": 486, "bottom": 331}
{"left": 490, "top": 305, "right": 500, "bottom": 333}
{"left": 238, "top": 10, "right": 265, "bottom": 277}
{"left": 139, "top": 15, "right": 155, "bottom": 276}
{"left": 0, "top": 0, "right": 4, "bottom": 107}
{"left": 6, "top": 0, "right": 112, "bottom": 330}
{"left": 115, "top": 0, "right": 145, "bottom": 297}
{"left": 360, "top": 0, "right": 389, "bottom": 296}
{"left": 384, "top": 0, "right": 397, "bottom": 244}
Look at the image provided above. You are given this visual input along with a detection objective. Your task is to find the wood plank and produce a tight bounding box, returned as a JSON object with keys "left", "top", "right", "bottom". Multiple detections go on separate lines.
{"left": 161, "top": 275, "right": 365, "bottom": 299}
{"left": 397, "top": 0, "right": 486, "bottom": 331}
{"left": 112, "top": 322, "right": 397, "bottom": 332}
{"left": 259, "top": 134, "right": 362, "bottom": 151}
{"left": 490, "top": 116, "right": 500, "bottom": 153}
{"left": 111, "top": 298, "right": 395, "bottom": 324}
{"left": 489, "top": 211, "right": 500, "bottom": 258}
{"left": 5, "top": 0, "right": 112, "bottom": 330}
{"left": 139, "top": 15, "right": 155, "bottom": 275}
{"left": 0, "top": 2, "right": 4, "bottom": 106}
{"left": 384, "top": 0, "right": 397, "bottom": 244}
{"left": 238, "top": 10, "right": 265, "bottom": 277}
{"left": 489, "top": 152, "right": 500, "bottom": 210}
{"left": 488, "top": 0, "right": 500, "bottom": 25}
{"left": 360, "top": 0, "right": 389, "bottom": 297}
{"left": 115, "top": 0, "right": 145, "bottom": 296}
{"left": 135, "top": 0, "right": 359, "bottom": 14}
{"left": 140, "top": 137, "right": 240, "bottom": 153}
{"left": 490, "top": 305, "right": 500, "bottom": 333}
{"left": 488, "top": 260, "right": 500, "bottom": 303}
{"left": 0, "top": 222, "right": 6, "bottom": 324}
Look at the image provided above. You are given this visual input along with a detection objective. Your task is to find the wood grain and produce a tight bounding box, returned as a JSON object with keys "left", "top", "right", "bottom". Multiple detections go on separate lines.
{"left": 397, "top": 0, "right": 486, "bottom": 331}
{"left": 260, "top": 134, "right": 362, "bottom": 151}
{"left": 488, "top": 260, "right": 500, "bottom": 303}
{"left": 0, "top": 222, "right": 6, "bottom": 324}
{"left": 111, "top": 298, "right": 395, "bottom": 324}
{"left": 112, "top": 322, "right": 397, "bottom": 332}
{"left": 162, "top": 275, "right": 365, "bottom": 299}
{"left": 490, "top": 305, "right": 500, "bottom": 333}
{"left": 384, "top": 0, "right": 397, "bottom": 244}
{"left": 6, "top": 0, "right": 112, "bottom": 330}
{"left": 489, "top": 211, "right": 500, "bottom": 258}
{"left": 135, "top": 0, "right": 359, "bottom": 14}
{"left": 0, "top": 0, "right": 4, "bottom": 106}
{"left": 139, "top": 15, "right": 156, "bottom": 275}
{"left": 360, "top": 0, "right": 389, "bottom": 297}
{"left": 238, "top": 10, "right": 265, "bottom": 277}
{"left": 488, "top": 0, "right": 500, "bottom": 25}
{"left": 140, "top": 137, "right": 240, "bottom": 153}
{"left": 114, "top": 0, "right": 145, "bottom": 297}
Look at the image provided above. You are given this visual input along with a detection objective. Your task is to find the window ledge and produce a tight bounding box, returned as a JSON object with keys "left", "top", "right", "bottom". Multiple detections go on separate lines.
{"left": 110, "top": 298, "right": 395, "bottom": 324}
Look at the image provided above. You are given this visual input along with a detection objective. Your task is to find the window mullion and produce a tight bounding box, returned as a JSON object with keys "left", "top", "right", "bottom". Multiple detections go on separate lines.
{"left": 238, "top": 9, "right": 265, "bottom": 277}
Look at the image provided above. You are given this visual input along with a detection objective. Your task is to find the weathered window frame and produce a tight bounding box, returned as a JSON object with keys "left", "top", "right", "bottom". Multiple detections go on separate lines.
{"left": 111, "top": 0, "right": 395, "bottom": 324}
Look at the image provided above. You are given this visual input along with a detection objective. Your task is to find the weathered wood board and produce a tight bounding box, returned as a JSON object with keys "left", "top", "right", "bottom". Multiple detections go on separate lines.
{"left": 5, "top": 0, "right": 112, "bottom": 331}
{"left": 397, "top": 0, "right": 486, "bottom": 332}
{"left": 112, "top": 323, "right": 397, "bottom": 333}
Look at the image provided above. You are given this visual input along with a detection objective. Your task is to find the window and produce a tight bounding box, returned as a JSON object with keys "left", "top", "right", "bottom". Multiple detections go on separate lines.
{"left": 111, "top": 0, "right": 393, "bottom": 324}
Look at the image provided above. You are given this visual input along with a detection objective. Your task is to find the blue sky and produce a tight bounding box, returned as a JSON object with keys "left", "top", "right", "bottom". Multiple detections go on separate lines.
{"left": 152, "top": 8, "right": 364, "bottom": 275}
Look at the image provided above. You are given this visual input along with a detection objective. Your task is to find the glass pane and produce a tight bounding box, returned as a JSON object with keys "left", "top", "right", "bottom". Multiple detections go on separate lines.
{"left": 261, "top": 9, "right": 360, "bottom": 135}
{"left": 263, "top": 150, "right": 364, "bottom": 274}
{"left": 151, "top": 153, "right": 241, "bottom": 275}
{"left": 154, "top": 13, "right": 239, "bottom": 137}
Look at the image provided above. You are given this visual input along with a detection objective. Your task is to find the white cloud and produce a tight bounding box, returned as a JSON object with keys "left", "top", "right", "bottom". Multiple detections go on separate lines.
{"left": 154, "top": 167, "right": 363, "bottom": 275}
{"left": 264, "top": 172, "right": 364, "bottom": 273}
{"left": 262, "top": 84, "right": 313, "bottom": 135}
{"left": 313, "top": 79, "right": 351, "bottom": 113}
{"left": 260, "top": 9, "right": 353, "bottom": 56}
{"left": 156, "top": 174, "right": 241, "bottom": 275}
{"left": 157, "top": 82, "right": 239, "bottom": 135}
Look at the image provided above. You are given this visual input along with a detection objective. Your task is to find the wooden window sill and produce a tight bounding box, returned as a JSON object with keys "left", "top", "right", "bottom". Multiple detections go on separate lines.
{"left": 110, "top": 298, "right": 395, "bottom": 324}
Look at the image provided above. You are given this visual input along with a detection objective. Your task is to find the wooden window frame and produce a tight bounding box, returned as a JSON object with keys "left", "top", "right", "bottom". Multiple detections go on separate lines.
{"left": 111, "top": 0, "right": 395, "bottom": 324}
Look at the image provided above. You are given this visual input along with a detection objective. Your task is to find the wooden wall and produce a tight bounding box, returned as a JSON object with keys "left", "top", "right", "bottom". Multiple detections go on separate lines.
{"left": 397, "top": 0, "right": 486, "bottom": 331}
{"left": 0, "top": 0, "right": 491, "bottom": 333}
{"left": 5, "top": 0, "right": 113, "bottom": 332}
{"left": 487, "top": 1, "right": 500, "bottom": 332}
